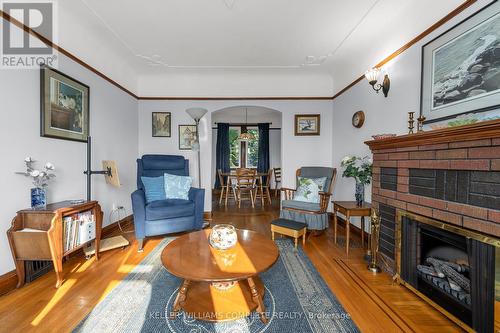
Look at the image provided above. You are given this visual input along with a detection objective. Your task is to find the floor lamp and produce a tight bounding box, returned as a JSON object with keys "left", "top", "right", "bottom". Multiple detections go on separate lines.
{"left": 186, "top": 108, "right": 208, "bottom": 188}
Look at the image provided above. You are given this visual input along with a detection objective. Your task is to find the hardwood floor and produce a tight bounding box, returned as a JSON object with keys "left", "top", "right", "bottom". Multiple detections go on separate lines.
{"left": 0, "top": 198, "right": 462, "bottom": 333}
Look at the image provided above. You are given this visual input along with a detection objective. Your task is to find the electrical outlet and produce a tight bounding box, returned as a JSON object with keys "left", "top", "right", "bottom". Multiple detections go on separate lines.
{"left": 112, "top": 203, "right": 124, "bottom": 211}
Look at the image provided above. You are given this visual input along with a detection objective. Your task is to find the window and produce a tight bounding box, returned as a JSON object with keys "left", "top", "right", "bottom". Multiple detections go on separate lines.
{"left": 229, "top": 126, "right": 259, "bottom": 168}
{"left": 229, "top": 127, "right": 240, "bottom": 168}
{"left": 246, "top": 128, "right": 259, "bottom": 168}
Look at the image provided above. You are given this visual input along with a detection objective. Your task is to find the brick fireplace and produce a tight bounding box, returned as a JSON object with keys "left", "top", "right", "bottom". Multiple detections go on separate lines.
{"left": 366, "top": 120, "right": 500, "bottom": 332}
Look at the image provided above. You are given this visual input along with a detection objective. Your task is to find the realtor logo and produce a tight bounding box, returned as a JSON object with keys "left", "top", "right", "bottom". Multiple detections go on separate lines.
{"left": 1, "top": 1, "right": 57, "bottom": 68}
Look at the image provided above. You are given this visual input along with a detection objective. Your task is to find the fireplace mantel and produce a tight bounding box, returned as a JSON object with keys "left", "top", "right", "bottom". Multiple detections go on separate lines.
{"left": 365, "top": 119, "right": 500, "bottom": 151}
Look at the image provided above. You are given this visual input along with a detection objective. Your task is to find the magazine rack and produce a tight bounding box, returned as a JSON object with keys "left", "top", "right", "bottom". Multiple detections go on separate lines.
{"left": 7, "top": 200, "right": 102, "bottom": 288}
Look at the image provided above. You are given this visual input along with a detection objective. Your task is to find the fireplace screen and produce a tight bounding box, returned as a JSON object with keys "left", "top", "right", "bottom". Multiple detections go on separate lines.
{"left": 396, "top": 210, "right": 500, "bottom": 333}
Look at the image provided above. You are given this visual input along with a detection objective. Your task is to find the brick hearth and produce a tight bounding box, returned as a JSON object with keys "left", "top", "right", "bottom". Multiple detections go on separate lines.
{"left": 365, "top": 120, "right": 500, "bottom": 270}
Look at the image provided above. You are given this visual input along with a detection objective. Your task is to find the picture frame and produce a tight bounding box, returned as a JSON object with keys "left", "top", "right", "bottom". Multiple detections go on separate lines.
{"left": 178, "top": 125, "right": 197, "bottom": 150}
{"left": 152, "top": 112, "right": 171, "bottom": 137}
{"left": 420, "top": 1, "right": 500, "bottom": 124}
{"left": 40, "top": 65, "right": 90, "bottom": 142}
{"left": 294, "top": 114, "right": 321, "bottom": 136}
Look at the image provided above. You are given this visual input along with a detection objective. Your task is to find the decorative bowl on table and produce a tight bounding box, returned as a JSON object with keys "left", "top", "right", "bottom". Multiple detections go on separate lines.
{"left": 371, "top": 133, "right": 397, "bottom": 140}
{"left": 209, "top": 224, "right": 238, "bottom": 250}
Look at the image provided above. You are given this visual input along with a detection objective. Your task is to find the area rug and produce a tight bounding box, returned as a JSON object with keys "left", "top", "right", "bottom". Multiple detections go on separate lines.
{"left": 73, "top": 238, "right": 359, "bottom": 333}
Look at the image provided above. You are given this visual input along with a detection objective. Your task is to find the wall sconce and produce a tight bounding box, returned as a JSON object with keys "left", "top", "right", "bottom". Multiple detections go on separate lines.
{"left": 364, "top": 68, "right": 390, "bottom": 97}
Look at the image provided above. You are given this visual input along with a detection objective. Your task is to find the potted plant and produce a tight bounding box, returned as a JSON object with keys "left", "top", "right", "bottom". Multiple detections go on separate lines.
{"left": 16, "top": 157, "right": 56, "bottom": 209}
{"left": 340, "top": 155, "right": 372, "bottom": 206}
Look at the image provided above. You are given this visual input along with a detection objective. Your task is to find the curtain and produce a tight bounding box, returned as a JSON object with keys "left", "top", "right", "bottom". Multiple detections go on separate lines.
{"left": 257, "top": 123, "right": 270, "bottom": 183}
{"left": 214, "top": 123, "right": 230, "bottom": 189}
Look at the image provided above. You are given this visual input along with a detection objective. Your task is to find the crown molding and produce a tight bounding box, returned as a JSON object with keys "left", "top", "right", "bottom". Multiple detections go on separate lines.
{"left": 0, "top": 0, "right": 480, "bottom": 101}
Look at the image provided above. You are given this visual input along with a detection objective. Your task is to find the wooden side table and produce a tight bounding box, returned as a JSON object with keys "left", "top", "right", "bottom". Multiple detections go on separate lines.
{"left": 332, "top": 201, "right": 371, "bottom": 255}
{"left": 7, "top": 200, "right": 102, "bottom": 288}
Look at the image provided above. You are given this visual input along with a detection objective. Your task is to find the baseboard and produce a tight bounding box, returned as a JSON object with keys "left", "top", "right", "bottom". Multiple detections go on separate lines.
{"left": 329, "top": 213, "right": 370, "bottom": 240}
{"left": 102, "top": 215, "right": 134, "bottom": 237}
{"left": 0, "top": 270, "right": 18, "bottom": 297}
{"left": 0, "top": 214, "right": 134, "bottom": 297}
{"left": 204, "top": 211, "right": 213, "bottom": 221}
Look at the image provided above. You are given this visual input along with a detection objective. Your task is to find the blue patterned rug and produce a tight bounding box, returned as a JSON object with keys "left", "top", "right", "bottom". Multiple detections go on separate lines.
{"left": 73, "top": 238, "right": 359, "bottom": 333}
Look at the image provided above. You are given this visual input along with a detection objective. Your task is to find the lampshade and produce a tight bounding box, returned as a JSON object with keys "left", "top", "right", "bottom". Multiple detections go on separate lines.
{"left": 238, "top": 132, "right": 255, "bottom": 141}
{"left": 186, "top": 107, "right": 208, "bottom": 121}
{"left": 365, "top": 68, "right": 380, "bottom": 84}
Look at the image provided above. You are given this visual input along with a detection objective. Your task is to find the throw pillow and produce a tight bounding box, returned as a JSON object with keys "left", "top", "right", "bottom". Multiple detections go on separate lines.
{"left": 141, "top": 176, "right": 166, "bottom": 203}
{"left": 293, "top": 176, "right": 327, "bottom": 203}
{"left": 164, "top": 173, "right": 192, "bottom": 200}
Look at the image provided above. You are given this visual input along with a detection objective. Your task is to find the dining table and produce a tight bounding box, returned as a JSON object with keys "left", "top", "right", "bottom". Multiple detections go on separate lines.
{"left": 221, "top": 171, "right": 269, "bottom": 205}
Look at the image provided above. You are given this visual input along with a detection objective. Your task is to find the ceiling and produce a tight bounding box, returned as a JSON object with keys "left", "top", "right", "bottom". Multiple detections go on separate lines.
{"left": 52, "top": 0, "right": 467, "bottom": 96}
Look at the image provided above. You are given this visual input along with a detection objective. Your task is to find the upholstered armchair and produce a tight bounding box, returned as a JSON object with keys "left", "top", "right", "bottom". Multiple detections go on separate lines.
{"left": 280, "top": 167, "right": 337, "bottom": 231}
{"left": 131, "top": 155, "right": 205, "bottom": 251}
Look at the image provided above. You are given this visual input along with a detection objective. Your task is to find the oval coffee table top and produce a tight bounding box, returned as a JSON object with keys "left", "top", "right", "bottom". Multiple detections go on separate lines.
{"left": 162, "top": 229, "right": 279, "bottom": 282}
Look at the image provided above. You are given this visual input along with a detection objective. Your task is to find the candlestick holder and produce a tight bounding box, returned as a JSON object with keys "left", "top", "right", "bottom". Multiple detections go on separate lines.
{"left": 408, "top": 112, "right": 415, "bottom": 134}
{"left": 417, "top": 115, "right": 426, "bottom": 132}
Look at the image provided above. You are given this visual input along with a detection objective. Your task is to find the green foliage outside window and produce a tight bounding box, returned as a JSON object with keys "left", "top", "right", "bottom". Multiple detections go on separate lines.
{"left": 246, "top": 129, "right": 259, "bottom": 168}
{"left": 229, "top": 128, "right": 240, "bottom": 168}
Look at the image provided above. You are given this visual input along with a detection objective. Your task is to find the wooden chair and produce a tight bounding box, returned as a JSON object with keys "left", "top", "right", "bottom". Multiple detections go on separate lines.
{"left": 254, "top": 169, "right": 273, "bottom": 206}
{"left": 235, "top": 168, "right": 257, "bottom": 208}
{"left": 217, "top": 169, "right": 236, "bottom": 206}
{"left": 280, "top": 167, "right": 337, "bottom": 231}
{"left": 273, "top": 167, "right": 282, "bottom": 197}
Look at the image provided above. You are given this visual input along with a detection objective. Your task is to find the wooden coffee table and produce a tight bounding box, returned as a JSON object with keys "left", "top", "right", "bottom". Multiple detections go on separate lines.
{"left": 161, "top": 229, "right": 279, "bottom": 322}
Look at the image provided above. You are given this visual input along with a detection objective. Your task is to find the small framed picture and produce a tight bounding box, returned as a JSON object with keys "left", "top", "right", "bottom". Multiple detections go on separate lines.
{"left": 178, "top": 125, "right": 197, "bottom": 150}
{"left": 40, "top": 65, "right": 89, "bottom": 142}
{"left": 152, "top": 112, "right": 171, "bottom": 137}
{"left": 294, "top": 114, "right": 321, "bottom": 136}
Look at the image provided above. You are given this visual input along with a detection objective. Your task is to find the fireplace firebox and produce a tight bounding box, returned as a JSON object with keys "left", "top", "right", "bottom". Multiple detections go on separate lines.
{"left": 395, "top": 210, "right": 499, "bottom": 333}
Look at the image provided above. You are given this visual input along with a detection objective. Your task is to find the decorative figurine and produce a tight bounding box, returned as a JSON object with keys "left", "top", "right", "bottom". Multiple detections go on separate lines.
{"left": 367, "top": 208, "right": 381, "bottom": 273}
{"left": 417, "top": 115, "right": 426, "bottom": 132}
{"left": 408, "top": 112, "right": 415, "bottom": 134}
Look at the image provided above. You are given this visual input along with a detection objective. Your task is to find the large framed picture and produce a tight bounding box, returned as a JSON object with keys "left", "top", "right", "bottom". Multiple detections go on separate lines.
{"left": 294, "top": 114, "right": 321, "bottom": 136}
{"left": 178, "top": 125, "right": 197, "bottom": 150}
{"left": 421, "top": 1, "right": 500, "bottom": 124}
{"left": 152, "top": 112, "right": 171, "bottom": 137}
{"left": 40, "top": 65, "right": 89, "bottom": 142}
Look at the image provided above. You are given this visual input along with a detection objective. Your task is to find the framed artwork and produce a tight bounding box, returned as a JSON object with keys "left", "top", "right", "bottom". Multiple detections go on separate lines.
{"left": 152, "top": 112, "right": 171, "bottom": 137}
{"left": 178, "top": 125, "right": 197, "bottom": 150}
{"left": 421, "top": 1, "right": 500, "bottom": 124}
{"left": 40, "top": 65, "right": 89, "bottom": 142}
{"left": 294, "top": 114, "right": 321, "bottom": 136}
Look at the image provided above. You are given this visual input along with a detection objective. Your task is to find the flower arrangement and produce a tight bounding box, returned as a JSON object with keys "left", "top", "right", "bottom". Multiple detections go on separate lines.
{"left": 17, "top": 157, "right": 56, "bottom": 188}
{"left": 340, "top": 155, "right": 372, "bottom": 185}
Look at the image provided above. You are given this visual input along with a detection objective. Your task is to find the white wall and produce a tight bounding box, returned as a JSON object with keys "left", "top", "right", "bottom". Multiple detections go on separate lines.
{"left": 138, "top": 100, "right": 333, "bottom": 210}
{"left": 137, "top": 71, "right": 333, "bottom": 97}
{"left": 0, "top": 54, "right": 138, "bottom": 275}
{"left": 331, "top": 0, "right": 494, "bottom": 231}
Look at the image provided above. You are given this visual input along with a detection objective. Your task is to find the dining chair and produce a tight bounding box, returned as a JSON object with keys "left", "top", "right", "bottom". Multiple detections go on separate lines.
{"left": 218, "top": 169, "right": 236, "bottom": 206}
{"left": 273, "top": 167, "right": 282, "bottom": 197}
{"left": 235, "top": 168, "right": 257, "bottom": 208}
{"left": 254, "top": 169, "right": 273, "bottom": 206}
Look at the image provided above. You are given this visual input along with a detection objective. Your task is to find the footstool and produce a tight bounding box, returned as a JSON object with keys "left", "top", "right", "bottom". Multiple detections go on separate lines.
{"left": 270, "top": 218, "right": 307, "bottom": 249}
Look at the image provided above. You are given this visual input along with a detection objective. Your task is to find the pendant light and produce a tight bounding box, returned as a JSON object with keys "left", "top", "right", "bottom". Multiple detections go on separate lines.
{"left": 238, "top": 107, "right": 255, "bottom": 141}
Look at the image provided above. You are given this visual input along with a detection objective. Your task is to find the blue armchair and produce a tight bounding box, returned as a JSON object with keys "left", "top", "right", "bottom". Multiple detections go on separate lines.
{"left": 131, "top": 155, "right": 205, "bottom": 251}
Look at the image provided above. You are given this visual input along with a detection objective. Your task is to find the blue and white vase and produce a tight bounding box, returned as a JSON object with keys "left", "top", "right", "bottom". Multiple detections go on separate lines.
{"left": 31, "top": 187, "right": 46, "bottom": 209}
{"left": 355, "top": 181, "right": 364, "bottom": 206}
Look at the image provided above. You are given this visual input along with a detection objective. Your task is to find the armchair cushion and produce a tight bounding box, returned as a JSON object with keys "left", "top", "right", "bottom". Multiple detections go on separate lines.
{"left": 146, "top": 199, "right": 195, "bottom": 221}
{"left": 164, "top": 173, "right": 192, "bottom": 200}
{"left": 294, "top": 176, "right": 326, "bottom": 203}
{"left": 282, "top": 199, "right": 320, "bottom": 212}
{"left": 141, "top": 176, "right": 166, "bottom": 203}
